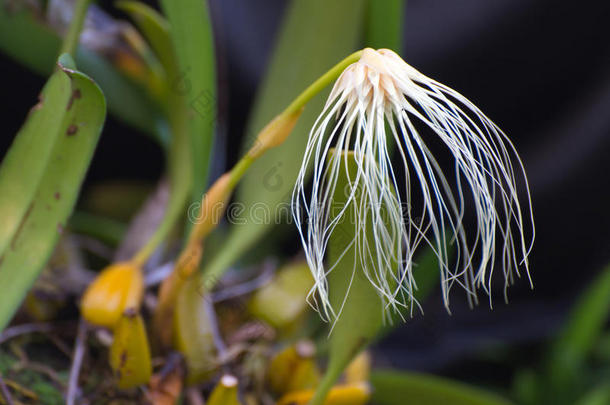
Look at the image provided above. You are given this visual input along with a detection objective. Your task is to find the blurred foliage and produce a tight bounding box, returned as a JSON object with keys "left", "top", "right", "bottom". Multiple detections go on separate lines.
{"left": 0, "top": 4, "right": 163, "bottom": 141}
{"left": 0, "top": 0, "right": 608, "bottom": 404}
{"left": 0, "top": 350, "right": 65, "bottom": 405}
{"left": 371, "top": 369, "right": 513, "bottom": 405}
{"left": 0, "top": 54, "right": 106, "bottom": 330}
{"left": 512, "top": 264, "right": 610, "bottom": 405}
{"left": 159, "top": 0, "right": 216, "bottom": 203}
{"left": 202, "top": 0, "right": 367, "bottom": 280}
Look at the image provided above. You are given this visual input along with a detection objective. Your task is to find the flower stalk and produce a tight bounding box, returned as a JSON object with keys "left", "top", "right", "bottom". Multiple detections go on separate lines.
{"left": 152, "top": 51, "right": 364, "bottom": 345}
{"left": 59, "top": 0, "right": 92, "bottom": 56}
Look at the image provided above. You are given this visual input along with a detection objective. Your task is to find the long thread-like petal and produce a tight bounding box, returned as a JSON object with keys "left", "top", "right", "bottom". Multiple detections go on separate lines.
{"left": 292, "top": 48, "right": 535, "bottom": 321}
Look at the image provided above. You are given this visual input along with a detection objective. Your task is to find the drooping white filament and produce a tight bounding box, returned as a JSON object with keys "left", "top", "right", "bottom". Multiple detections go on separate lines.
{"left": 291, "top": 48, "right": 535, "bottom": 322}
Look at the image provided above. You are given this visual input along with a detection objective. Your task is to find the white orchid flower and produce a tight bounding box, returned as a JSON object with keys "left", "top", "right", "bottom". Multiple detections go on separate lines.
{"left": 292, "top": 48, "right": 535, "bottom": 321}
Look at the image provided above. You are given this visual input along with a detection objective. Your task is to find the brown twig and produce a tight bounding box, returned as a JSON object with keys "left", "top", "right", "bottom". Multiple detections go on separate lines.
{"left": 185, "top": 387, "right": 205, "bottom": 405}
{"left": 0, "top": 374, "right": 14, "bottom": 405}
{"left": 2, "top": 379, "right": 37, "bottom": 402}
{"left": 66, "top": 319, "right": 87, "bottom": 405}
{"left": 211, "top": 261, "right": 276, "bottom": 303}
{"left": 0, "top": 323, "right": 54, "bottom": 345}
{"left": 203, "top": 298, "right": 228, "bottom": 367}
{"left": 27, "top": 363, "right": 65, "bottom": 388}
{"left": 48, "top": 335, "right": 73, "bottom": 358}
{"left": 144, "top": 261, "right": 174, "bottom": 287}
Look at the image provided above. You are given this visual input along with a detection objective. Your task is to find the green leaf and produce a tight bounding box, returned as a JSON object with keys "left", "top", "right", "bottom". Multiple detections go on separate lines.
{"left": 365, "top": 0, "right": 404, "bottom": 50}
{"left": 0, "top": 5, "right": 163, "bottom": 141}
{"left": 511, "top": 368, "right": 540, "bottom": 405}
{"left": 203, "top": 0, "right": 366, "bottom": 280}
{"left": 309, "top": 151, "right": 388, "bottom": 405}
{"left": 0, "top": 62, "right": 72, "bottom": 256}
{"left": 371, "top": 369, "right": 514, "bottom": 405}
{"left": 118, "top": 1, "right": 196, "bottom": 263}
{"left": 412, "top": 239, "right": 443, "bottom": 301}
{"left": 159, "top": 0, "right": 216, "bottom": 202}
{"left": 0, "top": 58, "right": 106, "bottom": 330}
{"left": 574, "top": 385, "right": 610, "bottom": 405}
{"left": 115, "top": 1, "right": 177, "bottom": 80}
{"left": 545, "top": 264, "right": 610, "bottom": 398}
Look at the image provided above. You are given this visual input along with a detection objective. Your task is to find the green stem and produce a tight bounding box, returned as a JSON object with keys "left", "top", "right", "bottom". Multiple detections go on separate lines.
{"left": 59, "top": 0, "right": 92, "bottom": 56}
{"left": 132, "top": 108, "right": 191, "bottom": 266}
{"left": 309, "top": 363, "right": 344, "bottom": 405}
{"left": 284, "top": 50, "right": 362, "bottom": 115}
{"left": 232, "top": 50, "right": 363, "bottom": 192}
{"left": 227, "top": 155, "right": 256, "bottom": 190}
{"left": 198, "top": 50, "right": 363, "bottom": 288}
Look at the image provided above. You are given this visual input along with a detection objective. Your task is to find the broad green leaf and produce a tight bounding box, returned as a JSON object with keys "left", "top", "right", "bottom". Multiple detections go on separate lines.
{"left": 0, "top": 57, "right": 106, "bottom": 330}
{"left": 371, "top": 369, "right": 514, "bottom": 405}
{"left": 0, "top": 64, "right": 72, "bottom": 256}
{"left": 365, "top": 0, "right": 404, "bottom": 50}
{"left": 0, "top": 5, "right": 163, "bottom": 140}
{"left": 160, "top": 0, "right": 216, "bottom": 202}
{"left": 309, "top": 151, "right": 387, "bottom": 405}
{"left": 203, "top": 0, "right": 366, "bottom": 280}
{"left": 545, "top": 264, "right": 610, "bottom": 398}
{"left": 412, "top": 240, "right": 443, "bottom": 301}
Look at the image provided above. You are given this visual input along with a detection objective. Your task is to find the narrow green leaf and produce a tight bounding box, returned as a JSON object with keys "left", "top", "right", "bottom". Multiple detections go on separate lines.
{"left": 203, "top": 0, "right": 366, "bottom": 279}
{"left": 0, "top": 59, "right": 106, "bottom": 330}
{"left": 0, "top": 65, "right": 72, "bottom": 256}
{"left": 365, "top": 0, "right": 404, "bottom": 50}
{"left": 112, "top": 1, "right": 195, "bottom": 263}
{"left": 115, "top": 1, "right": 177, "bottom": 78}
{"left": 159, "top": 0, "right": 216, "bottom": 202}
{"left": 0, "top": 5, "right": 163, "bottom": 140}
{"left": 546, "top": 264, "right": 610, "bottom": 393}
{"left": 371, "top": 369, "right": 514, "bottom": 405}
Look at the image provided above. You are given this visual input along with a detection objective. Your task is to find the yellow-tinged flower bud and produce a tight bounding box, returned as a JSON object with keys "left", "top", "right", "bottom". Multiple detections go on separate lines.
{"left": 109, "top": 309, "right": 152, "bottom": 389}
{"left": 81, "top": 262, "right": 144, "bottom": 328}
{"left": 173, "top": 277, "right": 217, "bottom": 384}
{"left": 276, "top": 382, "right": 371, "bottom": 405}
{"left": 344, "top": 351, "right": 371, "bottom": 384}
{"left": 248, "top": 262, "right": 313, "bottom": 331}
{"left": 267, "top": 340, "right": 320, "bottom": 395}
{"left": 208, "top": 375, "right": 243, "bottom": 405}
{"left": 249, "top": 109, "right": 302, "bottom": 160}
{"left": 192, "top": 173, "right": 232, "bottom": 242}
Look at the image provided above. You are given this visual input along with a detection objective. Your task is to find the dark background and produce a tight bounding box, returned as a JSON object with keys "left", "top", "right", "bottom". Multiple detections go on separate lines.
{"left": 1, "top": 0, "right": 609, "bottom": 381}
